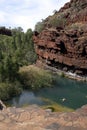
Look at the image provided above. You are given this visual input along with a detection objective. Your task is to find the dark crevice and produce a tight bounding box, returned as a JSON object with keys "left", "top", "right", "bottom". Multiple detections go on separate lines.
{"left": 45, "top": 58, "right": 87, "bottom": 76}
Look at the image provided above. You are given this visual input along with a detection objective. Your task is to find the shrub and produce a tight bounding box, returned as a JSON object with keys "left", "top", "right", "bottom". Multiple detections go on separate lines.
{"left": 19, "top": 65, "right": 53, "bottom": 90}
{"left": 49, "top": 14, "right": 66, "bottom": 28}
{"left": 60, "top": 72, "right": 65, "bottom": 77}
{"left": 0, "top": 81, "right": 22, "bottom": 100}
{"left": 35, "top": 21, "right": 45, "bottom": 33}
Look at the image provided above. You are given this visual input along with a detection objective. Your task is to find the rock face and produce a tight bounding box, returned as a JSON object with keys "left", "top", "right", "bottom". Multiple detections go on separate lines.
{"left": 33, "top": 0, "right": 87, "bottom": 76}
{"left": 0, "top": 100, "right": 6, "bottom": 110}
{"left": 0, "top": 105, "right": 87, "bottom": 130}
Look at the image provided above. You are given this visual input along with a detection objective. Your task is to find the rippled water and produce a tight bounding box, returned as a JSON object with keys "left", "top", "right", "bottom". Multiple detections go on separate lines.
{"left": 7, "top": 76, "right": 87, "bottom": 109}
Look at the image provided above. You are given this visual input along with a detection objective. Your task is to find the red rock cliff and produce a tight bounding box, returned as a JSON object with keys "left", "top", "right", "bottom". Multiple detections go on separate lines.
{"left": 33, "top": 0, "right": 87, "bottom": 75}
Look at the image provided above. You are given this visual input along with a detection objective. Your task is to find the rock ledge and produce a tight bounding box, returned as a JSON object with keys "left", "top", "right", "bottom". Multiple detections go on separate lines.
{"left": 0, "top": 105, "right": 87, "bottom": 130}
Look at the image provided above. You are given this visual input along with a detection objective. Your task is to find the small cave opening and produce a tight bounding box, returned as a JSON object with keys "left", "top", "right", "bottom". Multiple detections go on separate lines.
{"left": 55, "top": 33, "right": 60, "bottom": 37}
{"left": 81, "top": 69, "right": 87, "bottom": 76}
{"left": 51, "top": 38, "right": 55, "bottom": 42}
{"left": 46, "top": 59, "right": 71, "bottom": 71}
{"left": 60, "top": 41, "right": 67, "bottom": 54}
{"left": 38, "top": 45, "right": 45, "bottom": 50}
{"left": 73, "top": 66, "right": 87, "bottom": 76}
{"left": 82, "top": 47, "right": 86, "bottom": 56}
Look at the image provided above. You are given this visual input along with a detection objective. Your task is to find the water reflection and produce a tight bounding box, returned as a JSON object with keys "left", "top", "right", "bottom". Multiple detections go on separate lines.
{"left": 10, "top": 91, "right": 44, "bottom": 107}
{"left": 7, "top": 76, "right": 87, "bottom": 109}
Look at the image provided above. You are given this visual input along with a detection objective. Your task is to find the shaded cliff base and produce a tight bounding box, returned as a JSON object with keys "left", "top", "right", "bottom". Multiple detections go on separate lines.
{"left": 0, "top": 104, "right": 87, "bottom": 130}
{"left": 36, "top": 60, "right": 87, "bottom": 82}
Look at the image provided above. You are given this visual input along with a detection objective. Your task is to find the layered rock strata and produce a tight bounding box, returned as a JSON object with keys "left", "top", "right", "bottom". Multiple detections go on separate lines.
{"left": 33, "top": 0, "right": 87, "bottom": 76}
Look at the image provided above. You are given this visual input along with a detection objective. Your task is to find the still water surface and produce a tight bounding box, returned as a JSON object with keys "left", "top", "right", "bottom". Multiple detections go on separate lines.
{"left": 8, "top": 76, "right": 87, "bottom": 109}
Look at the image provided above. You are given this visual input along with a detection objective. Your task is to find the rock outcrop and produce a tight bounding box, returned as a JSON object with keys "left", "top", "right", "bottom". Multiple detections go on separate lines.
{"left": 0, "top": 105, "right": 87, "bottom": 130}
{"left": 33, "top": 0, "right": 87, "bottom": 76}
{"left": 0, "top": 100, "right": 6, "bottom": 110}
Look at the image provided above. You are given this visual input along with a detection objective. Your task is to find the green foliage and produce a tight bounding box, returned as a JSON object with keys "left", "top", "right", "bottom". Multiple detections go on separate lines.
{"left": 19, "top": 65, "right": 53, "bottom": 90}
{"left": 49, "top": 16, "right": 66, "bottom": 28}
{"left": 0, "top": 27, "right": 37, "bottom": 100}
{"left": 53, "top": 10, "right": 57, "bottom": 14}
{"left": 0, "top": 27, "right": 37, "bottom": 82}
{"left": 35, "top": 21, "right": 45, "bottom": 33}
{"left": 60, "top": 72, "right": 65, "bottom": 77}
{"left": 0, "top": 81, "right": 22, "bottom": 100}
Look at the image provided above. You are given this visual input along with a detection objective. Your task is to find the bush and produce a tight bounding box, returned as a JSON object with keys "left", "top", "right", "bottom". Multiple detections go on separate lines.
{"left": 60, "top": 72, "right": 65, "bottom": 77}
{"left": 49, "top": 14, "right": 66, "bottom": 28}
{"left": 0, "top": 81, "right": 22, "bottom": 100}
{"left": 35, "top": 21, "right": 45, "bottom": 33}
{"left": 19, "top": 65, "right": 53, "bottom": 90}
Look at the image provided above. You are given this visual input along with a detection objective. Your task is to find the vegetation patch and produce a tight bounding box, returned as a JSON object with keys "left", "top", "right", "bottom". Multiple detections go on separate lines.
{"left": 0, "top": 27, "right": 37, "bottom": 101}
{"left": 60, "top": 72, "right": 65, "bottom": 78}
{"left": 19, "top": 65, "right": 53, "bottom": 90}
{"left": 35, "top": 21, "right": 45, "bottom": 33}
{"left": 0, "top": 81, "right": 22, "bottom": 101}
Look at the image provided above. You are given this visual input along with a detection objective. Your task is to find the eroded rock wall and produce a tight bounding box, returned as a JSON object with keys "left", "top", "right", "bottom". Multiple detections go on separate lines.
{"left": 33, "top": 0, "right": 87, "bottom": 75}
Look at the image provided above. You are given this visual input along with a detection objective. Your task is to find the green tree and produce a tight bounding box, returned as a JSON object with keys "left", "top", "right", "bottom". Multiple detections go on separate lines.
{"left": 0, "top": 62, "right": 5, "bottom": 82}
{"left": 0, "top": 26, "right": 37, "bottom": 82}
{"left": 3, "top": 55, "right": 19, "bottom": 81}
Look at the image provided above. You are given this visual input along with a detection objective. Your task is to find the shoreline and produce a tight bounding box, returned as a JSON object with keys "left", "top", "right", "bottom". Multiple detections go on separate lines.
{"left": 45, "top": 65, "right": 87, "bottom": 82}
{"left": 35, "top": 61, "right": 87, "bottom": 82}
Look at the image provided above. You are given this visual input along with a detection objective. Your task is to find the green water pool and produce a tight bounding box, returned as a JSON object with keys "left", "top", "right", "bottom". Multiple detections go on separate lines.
{"left": 7, "top": 76, "right": 87, "bottom": 110}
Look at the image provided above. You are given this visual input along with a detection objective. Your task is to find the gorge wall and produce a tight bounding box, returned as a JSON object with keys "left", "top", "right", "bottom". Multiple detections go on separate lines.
{"left": 33, "top": 0, "right": 87, "bottom": 76}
